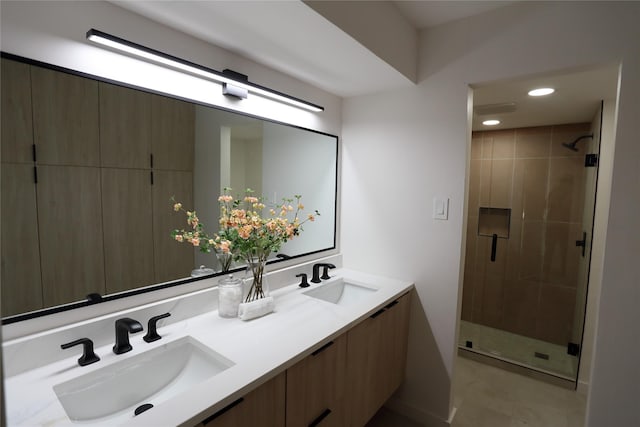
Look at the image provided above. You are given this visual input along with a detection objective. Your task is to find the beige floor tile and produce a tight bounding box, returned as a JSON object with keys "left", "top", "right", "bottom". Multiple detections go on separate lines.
{"left": 366, "top": 355, "right": 585, "bottom": 427}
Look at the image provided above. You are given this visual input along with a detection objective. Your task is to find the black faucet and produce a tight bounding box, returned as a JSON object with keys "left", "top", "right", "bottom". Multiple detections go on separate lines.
{"left": 61, "top": 338, "right": 100, "bottom": 366}
{"left": 296, "top": 273, "right": 310, "bottom": 288}
{"left": 113, "top": 317, "right": 143, "bottom": 354}
{"left": 143, "top": 312, "right": 171, "bottom": 343}
{"left": 311, "top": 263, "right": 336, "bottom": 283}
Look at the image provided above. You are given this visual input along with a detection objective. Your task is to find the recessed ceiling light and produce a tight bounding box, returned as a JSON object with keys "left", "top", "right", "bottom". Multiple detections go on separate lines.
{"left": 482, "top": 119, "right": 500, "bottom": 126}
{"left": 528, "top": 87, "right": 555, "bottom": 96}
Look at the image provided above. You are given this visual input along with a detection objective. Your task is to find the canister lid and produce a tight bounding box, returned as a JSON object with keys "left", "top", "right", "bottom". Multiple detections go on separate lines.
{"left": 219, "top": 274, "right": 242, "bottom": 286}
{"left": 191, "top": 265, "right": 214, "bottom": 277}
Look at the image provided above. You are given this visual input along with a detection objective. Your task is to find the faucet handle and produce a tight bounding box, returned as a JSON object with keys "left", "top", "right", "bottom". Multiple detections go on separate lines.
{"left": 296, "top": 273, "right": 310, "bottom": 288}
{"left": 61, "top": 338, "right": 100, "bottom": 367}
{"left": 143, "top": 313, "right": 171, "bottom": 343}
{"left": 321, "top": 264, "right": 336, "bottom": 280}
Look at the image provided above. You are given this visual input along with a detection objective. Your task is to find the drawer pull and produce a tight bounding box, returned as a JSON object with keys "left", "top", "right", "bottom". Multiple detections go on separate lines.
{"left": 370, "top": 308, "right": 385, "bottom": 318}
{"left": 312, "top": 340, "right": 334, "bottom": 356}
{"left": 308, "top": 408, "right": 331, "bottom": 427}
{"left": 385, "top": 300, "right": 398, "bottom": 310}
{"left": 202, "top": 397, "right": 244, "bottom": 425}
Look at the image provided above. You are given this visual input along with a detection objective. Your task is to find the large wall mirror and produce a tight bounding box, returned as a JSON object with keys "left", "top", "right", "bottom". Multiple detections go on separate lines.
{"left": 1, "top": 53, "right": 338, "bottom": 322}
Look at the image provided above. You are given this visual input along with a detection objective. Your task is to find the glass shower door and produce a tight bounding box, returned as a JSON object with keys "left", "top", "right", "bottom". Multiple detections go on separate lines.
{"left": 459, "top": 107, "right": 603, "bottom": 382}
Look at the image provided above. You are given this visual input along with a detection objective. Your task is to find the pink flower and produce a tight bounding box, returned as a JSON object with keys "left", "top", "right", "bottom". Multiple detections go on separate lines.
{"left": 175, "top": 234, "right": 184, "bottom": 242}
{"left": 191, "top": 237, "right": 200, "bottom": 246}
{"left": 218, "top": 195, "right": 233, "bottom": 203}
{"left": 239, "top": 225, "right": 253, "bottom": 239}
{"left": 218, "top": 240, "right": 230, "bottom": 253}
{"left": 308, "top": 214, "right": 315, "bottom": 222}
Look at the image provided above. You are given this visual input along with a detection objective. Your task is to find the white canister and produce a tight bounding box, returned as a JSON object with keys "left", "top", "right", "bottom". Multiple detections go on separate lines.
{"left": 218, "top": 274, "right": 243, "bottom": 318}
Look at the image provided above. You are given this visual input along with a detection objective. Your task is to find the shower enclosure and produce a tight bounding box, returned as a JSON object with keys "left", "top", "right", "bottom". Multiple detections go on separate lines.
{"left": 459, "top": 105, "right": 602, "bottom": 383}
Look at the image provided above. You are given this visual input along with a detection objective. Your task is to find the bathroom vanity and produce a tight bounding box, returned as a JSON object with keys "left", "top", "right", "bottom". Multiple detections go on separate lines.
{"left": 3, "top": 267, "right": 413, "bottom": 427}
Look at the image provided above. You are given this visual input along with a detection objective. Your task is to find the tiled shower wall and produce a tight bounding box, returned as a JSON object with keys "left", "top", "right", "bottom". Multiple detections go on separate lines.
{"left": 462, "top": 123, "right": 592, "bottom": 346}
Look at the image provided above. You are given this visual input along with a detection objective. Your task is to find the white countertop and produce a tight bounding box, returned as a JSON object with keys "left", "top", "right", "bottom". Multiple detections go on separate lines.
{"left": 3, "top": 268, "right": 413, "bottom": 427}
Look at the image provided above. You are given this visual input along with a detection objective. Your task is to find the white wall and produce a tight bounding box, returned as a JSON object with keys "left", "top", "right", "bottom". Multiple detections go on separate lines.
{"left": 341, "top": 2, "right": 640, "bottom": 426}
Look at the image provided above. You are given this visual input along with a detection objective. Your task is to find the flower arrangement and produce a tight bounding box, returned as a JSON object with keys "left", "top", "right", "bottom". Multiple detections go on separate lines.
{"left": 171, "top": 188, "right": 318, "bottom": 302}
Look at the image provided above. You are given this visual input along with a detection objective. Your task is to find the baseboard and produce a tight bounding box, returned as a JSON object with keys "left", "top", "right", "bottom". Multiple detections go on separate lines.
{"left": 385, "top": 396, "right": 453, "bottom": 427}
{"left": 577, "top": 379, "right": 589, "bottom": 395}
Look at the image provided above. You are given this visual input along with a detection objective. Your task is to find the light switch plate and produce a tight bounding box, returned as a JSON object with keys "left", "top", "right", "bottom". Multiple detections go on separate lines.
{"left": 433, "top": 197, "right": 449, "bottom": 220}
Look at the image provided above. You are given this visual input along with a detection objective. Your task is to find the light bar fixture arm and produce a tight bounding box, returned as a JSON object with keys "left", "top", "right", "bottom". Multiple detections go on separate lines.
{"left": 86, "top": 28, "right": 324, "bottom": 112}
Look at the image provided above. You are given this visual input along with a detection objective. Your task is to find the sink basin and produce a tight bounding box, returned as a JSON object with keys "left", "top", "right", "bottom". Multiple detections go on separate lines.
{"left": 54, "top": 336, "right": 233, "bottom": 423}
{"left": 304, "top": 278, "right": 377, "bottom": 305}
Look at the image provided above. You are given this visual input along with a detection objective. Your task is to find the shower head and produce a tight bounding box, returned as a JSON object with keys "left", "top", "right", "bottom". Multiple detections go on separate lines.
{"left": 562, "top": 134, "right": 593, "bottom": 152}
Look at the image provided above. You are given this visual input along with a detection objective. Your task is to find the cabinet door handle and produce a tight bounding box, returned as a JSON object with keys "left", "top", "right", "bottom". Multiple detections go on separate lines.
{"left": 370, "top": 308, "right": 385, "bottom": 318}
{"left": 202, "top": 398, "right": 244, "bottom": 425}
{"left": 385, "top": 300, "right": 398, "bottom": 310}
{"left": 308, "top": 408, "right": 331, "bottom": 427}
{"left": 311, "top": 340, "right": 334, "bottom": 356}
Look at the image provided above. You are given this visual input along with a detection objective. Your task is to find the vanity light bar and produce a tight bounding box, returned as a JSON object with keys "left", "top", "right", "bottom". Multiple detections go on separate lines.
{"left": 86, "top": 29, "right": 324, "bottom": 112}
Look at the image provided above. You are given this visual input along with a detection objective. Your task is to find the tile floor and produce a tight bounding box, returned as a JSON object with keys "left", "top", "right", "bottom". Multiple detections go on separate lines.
{"left": 366, "top": 355, "right": 586, "bottom": 427}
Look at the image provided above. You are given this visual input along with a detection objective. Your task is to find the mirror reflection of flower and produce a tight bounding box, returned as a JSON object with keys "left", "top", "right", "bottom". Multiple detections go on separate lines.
{"left": 170, "top": 188, "right": 319, "bottom": 300}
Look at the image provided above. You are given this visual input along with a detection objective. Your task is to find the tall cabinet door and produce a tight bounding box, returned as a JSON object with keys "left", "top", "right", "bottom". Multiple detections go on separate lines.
{"left": 99, "top": 82, "right": 152, "bottom": 169}
{"left": 151, "top": 94, "right": 195, "bottom": 171}
{"left": 346, "top": 292, "right": 412, "bottom": 427}
{"left": 31, "top": 66, "right": 100, "bottom": 166}
{"left": 1, "top": 164, "right": 43, "bottom": 316}
{"left": 36, "top": 166, "right": 105, "bottom": 306}
{"left": 101, "top": 168, "right": 155, "bottom": 294}
{"left": 152, "top": 170, "right": 195, "bottom": 283}
{"left": 1, "top": 58, "right": 33, "bottom": 163}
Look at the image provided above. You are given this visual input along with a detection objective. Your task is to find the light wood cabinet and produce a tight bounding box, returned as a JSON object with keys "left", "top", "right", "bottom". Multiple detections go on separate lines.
{"left": 99, "top": 82, "right": 152, "bottom": 169}
{"left": 286, "top": 335, "right": 347, "bottom": 427}
{"left": 346, "top": 291, "right": 412, "bottom": 427}
{"left": 151, "top": 94, "right": 195, "bottom": 171}
{"left": 1, "top": 58, "right": 33, "bottom": 164}
{"left": 152, "top": 170, "right": 195, "bottom": 283}
{"left": 36, "top": 165, "right": 106, "bottom": 307}
{"left": 191, "top": 291, "right": 411, "bottom": 427}
{"left": 198, "top": 372, "right": 286, "bottom": 427}
{"left": 101, "top": 168, "right": 155, "bottom": 294}
{"left": 31, "top": 66, "right": 100, "bottom": 166}
{"left": 1, "top": 164, "right": 43, "bottom": 316}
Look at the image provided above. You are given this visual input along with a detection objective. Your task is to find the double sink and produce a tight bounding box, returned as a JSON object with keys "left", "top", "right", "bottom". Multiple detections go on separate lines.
{"left": 50, "top": 277, "right": 378, "bottom": 424}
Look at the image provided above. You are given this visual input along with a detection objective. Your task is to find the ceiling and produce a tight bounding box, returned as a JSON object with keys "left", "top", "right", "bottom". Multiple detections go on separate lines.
{"left": 111, "top": 1, "right": 618, "bottom": 130}
{"left": 392, "top": 0, "right": 516, "bottom": 29}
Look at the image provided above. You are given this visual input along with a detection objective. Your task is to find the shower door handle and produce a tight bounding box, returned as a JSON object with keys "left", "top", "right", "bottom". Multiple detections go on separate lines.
{"left": 490, "top": 234, "right": 498, "bottom": 262}
{"left": 575, "top": 232, "right": 587, "bottom": 257}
